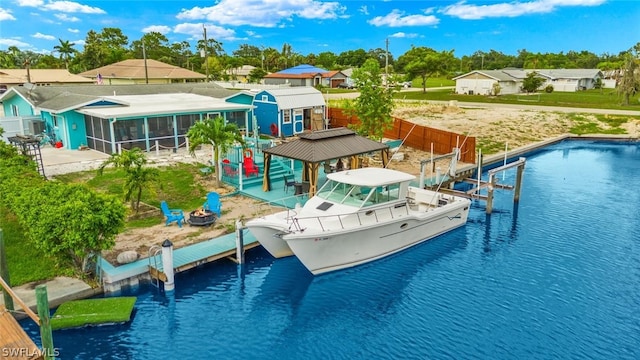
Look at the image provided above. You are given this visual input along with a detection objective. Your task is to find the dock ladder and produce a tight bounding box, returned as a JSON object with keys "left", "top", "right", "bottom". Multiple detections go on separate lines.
{"left": 147, "top": 245, "right": 163, "bottom": 288}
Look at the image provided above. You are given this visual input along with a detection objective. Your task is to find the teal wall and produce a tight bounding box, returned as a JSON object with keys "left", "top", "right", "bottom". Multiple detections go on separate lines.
{"left": 2, "top": 93, "right": 36, "bottom": 116}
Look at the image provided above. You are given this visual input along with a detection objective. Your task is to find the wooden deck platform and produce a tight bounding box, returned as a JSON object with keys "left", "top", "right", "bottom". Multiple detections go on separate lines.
{"left": 0, "top": 305, "right": 43, "bottom": 360}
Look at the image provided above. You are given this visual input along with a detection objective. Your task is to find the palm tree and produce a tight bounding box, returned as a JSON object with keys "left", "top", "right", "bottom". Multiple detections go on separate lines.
{"left": 53, "top": 39, "right": 76, "bottom": 69}
{"left": 186, "top": 116, "right": 244, "bottom": 187}
{"left": 97, "top": 148, "right": 158, "bottom": 212}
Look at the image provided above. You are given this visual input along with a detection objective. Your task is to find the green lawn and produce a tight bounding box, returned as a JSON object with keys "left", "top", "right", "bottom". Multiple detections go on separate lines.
{"left": 396, "top": 88, "right": 640, "bottom": 111}
{"left": 1, "top": 210, "right": 74, "bottom": 286}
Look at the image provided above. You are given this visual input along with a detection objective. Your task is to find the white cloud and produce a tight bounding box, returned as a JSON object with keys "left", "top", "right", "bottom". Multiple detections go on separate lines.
{"left": 0, "top": 38, "right": 31, "bottom": 48}
{"left": 369, "top": 9, "right": 439, "bottom": 27}
{"left": 442, "top": 0, "right": 605, "bottom": 20}
{"left": 33, "top": 32, "right": 56, "bottom": 40}
{"left": 177, "top": 0, "right": 346, "bottom": 27}
{"left": 18, "top": 0, "right": 105, "bottom": 14}
{"left": 389, "top": 32, "right": 419, "bottom": 39}
{"left": 68, "top": 28, "right": 79, "bottom": 33}
{"left": 173, "top": 23, "right": 236, "bottom": 41}
{"left": 360, "top": 6, "right": 369, "bottom": 16}
{"left": 0, "top": 8, "right": 16, "bottom": 21}
{"left": 143, "top": 25, "right": 172, "bottom": 34}
{"left": 55, "top": 13, "right": 80, "bottom": 22}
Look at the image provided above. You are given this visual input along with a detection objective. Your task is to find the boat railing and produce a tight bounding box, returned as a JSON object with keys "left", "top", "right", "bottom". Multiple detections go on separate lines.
{"left": 290, "top": 200, "right": 410, "bottom": 233}
{"left": 248, "top": 193, "right": 307, "bottom": 219}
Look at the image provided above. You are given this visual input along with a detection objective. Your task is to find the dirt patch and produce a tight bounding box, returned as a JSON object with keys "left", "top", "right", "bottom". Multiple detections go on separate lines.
{"left": 102, "top": 192, "right": 283, "bottom": 265}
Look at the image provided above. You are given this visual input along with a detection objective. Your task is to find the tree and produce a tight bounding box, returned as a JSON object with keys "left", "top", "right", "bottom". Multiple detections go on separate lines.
{"left": 248, "top": 67, "right": 268, "bottom": 83}
{"left": 398, "top": 46, "right": 454, "bottom": 93}
{"left": 346, "top": 58, "right": 395, "bottom": 141}
{"left": 186, "top": 116, "right": 244, "bottom": 187}
{"left": 130, "top": 32, "right": 172, "bottom": 63}
{"left": 617, "top": 51, "right": 639, "bottom": 106}
{"left": 316, "top": 51, "right": 337, "bottom": 69}
{"left": 522, "top": 72, "right": 545, "bottom": 93}
{"left": 97, "top": 148, "right": 159, "bottom": 212}
{"left": 53, "top": 39, "right": 76, "bottom": 69}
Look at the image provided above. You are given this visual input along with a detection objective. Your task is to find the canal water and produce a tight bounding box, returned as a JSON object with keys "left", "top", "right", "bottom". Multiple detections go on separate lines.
{"left": 22, "top": 140, "right": 640, "bottom": 359}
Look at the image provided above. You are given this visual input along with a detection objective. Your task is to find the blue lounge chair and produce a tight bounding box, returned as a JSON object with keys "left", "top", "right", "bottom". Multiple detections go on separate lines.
{"left": 160, "top": 201, "right": 185, "bottom": 227}
{"left": 203, "top": 192, "right": 222, "bottom": 218}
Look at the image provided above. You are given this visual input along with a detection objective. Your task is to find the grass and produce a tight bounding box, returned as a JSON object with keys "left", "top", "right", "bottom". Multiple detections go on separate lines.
{"left": 566, "top": 113, "right": 629, "bottom": 135}
{"left": 50, "top": 296, "right": 137, "bottom": 330}
{"left": 55, "top": 162, "right": 211, "bottom": 229}
{"left": 1, "top": 210, "right": 75, "bottom": 286}
{"left": 395, "top": 88, "right": 640, "bottom": 111}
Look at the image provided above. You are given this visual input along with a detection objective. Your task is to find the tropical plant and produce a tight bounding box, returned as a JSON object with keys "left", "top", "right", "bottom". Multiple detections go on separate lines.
{"left": 186, "top": 116, "right": 244, "bottom": 187}
{"left": 97, "top": 148, "right": 159, "bottom": 212}
{"left": 53, "top": 39, "right": 76, "bottom": 69}
{"left": 522, "top": 72, "right": 545, "bottom": 93}
{"left": 346, "top": 58, "right": 395, "bottom": 141}
{"left": 617, "top": 51, "right": 639, "bottom": 106}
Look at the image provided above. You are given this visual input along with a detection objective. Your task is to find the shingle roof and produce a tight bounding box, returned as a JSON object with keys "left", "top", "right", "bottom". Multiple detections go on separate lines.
{"left": 264, "top": 127, "right": 388, "bottom": 163}
{"left": 277, "top": 64, "right": 328, "bottom": 75}
{"left": 78, "top": 59, "right": 206, "bottom": 80}
{"left": 6, "top": 83, "right": 239, "bottom": 112}
{"left": 0, "top": 69, "right": 95, "bottom": 85}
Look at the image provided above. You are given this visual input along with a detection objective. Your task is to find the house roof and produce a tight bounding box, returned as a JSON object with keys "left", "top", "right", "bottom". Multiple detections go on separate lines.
{"left": 78, "top": 59, "right": 206, "bottom": 80}
{"left": 1, "top": 83, "right": 244, "bottom": 114}
{"left": 75, "top": 93, "right": 253, "bottom": 119}
{"left": 452, "top": 68, "right": 602, "bottom": 81}
{"left": 277, "top": 64, "right": 328, "bottom": 75}
{"left": 263, "top": 127, "right": 388, "bottom": 163}
{"left": 258, "top": 87, "right": 325, "bottom": 109}
{"left": 0, "top": 69, "right": 95, "bottom": 85}
{"left": 225, "top": 65, "right": 256, "bottom": 76}
{"left": 264, "top": 64, "right": 344, "bottom": 80}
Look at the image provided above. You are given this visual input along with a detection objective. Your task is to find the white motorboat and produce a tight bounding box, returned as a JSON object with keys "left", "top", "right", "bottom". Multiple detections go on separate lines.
{"left": 246, "top": 167, "right": 471, "bottom": 275}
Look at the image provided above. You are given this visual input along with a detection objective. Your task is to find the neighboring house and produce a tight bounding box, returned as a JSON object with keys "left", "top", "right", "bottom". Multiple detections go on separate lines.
{"left": 453, "top": 68, "right": 604, "bottom": 95}
{"left": 263, "top": 64, "right": 346, "bottom": 88}
{"left": 225, "top": 65, "right": 257, "bottom": 83}
{"left": 78, "top": 59, "right": 206, "bottom": 85}
{"left": 253, "top": 87, "right": 326, "bottom": 137}
{"left": 0, "top": 69, "right": 94, "bottom": 91}
{"left": 0, "top": 83, "right": 254, "bottom": 152}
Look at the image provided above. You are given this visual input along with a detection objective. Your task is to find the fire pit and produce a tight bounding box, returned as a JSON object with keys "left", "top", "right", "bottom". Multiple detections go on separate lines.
{"left": 187, "top": 209, "right": 217, "bottom": 226}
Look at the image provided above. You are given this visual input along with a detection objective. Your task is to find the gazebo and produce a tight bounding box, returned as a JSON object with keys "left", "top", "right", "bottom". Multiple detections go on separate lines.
{"left": 261, "top": 127, "right": 390, "bottom": 196}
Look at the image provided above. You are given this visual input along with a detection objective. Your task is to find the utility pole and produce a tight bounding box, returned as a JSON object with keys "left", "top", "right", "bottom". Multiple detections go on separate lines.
{"left": 385, "top": 38, "right": 389, "bottom": 88}
{"left": 142, "top": 42, "right": 149, "bottom": 84}
{"left": 203, "top": 25, "right": 210, "bottom": 82}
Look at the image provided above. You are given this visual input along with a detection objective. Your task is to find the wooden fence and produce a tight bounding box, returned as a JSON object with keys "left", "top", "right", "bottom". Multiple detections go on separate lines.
{"left": 328, "top": 108, "right": 476, "bottom": 164}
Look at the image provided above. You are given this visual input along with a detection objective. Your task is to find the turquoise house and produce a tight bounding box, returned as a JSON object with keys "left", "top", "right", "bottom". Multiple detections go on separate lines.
{"left": 0, "top": 83, "right": 256, "bottom": 153}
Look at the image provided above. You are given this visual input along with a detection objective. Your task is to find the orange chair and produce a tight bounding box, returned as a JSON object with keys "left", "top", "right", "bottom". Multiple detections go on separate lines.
{"left": 243, "top": 157, "right": 259, "bottom": 177}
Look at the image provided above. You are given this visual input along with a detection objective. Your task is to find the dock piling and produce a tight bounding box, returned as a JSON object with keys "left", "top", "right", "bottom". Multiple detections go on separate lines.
{"left": 161, "top": 239, "right": 175, "bottom": 292}
{"left": 0, "top": 230, "right": 15, "bottom": 311}
{"left": 36, "top": 285, "right": 54, "bottom": 360}
{"left": 235, "top": 220, "right": 245, "bottom": 264}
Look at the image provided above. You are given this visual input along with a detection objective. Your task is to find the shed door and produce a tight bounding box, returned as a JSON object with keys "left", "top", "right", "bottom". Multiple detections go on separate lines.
{"left": 293, "top": 109, "right": 304, "bottom": 134}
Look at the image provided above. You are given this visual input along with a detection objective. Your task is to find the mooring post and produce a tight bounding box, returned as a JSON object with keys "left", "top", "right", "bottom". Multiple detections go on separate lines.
{"left": 161, "top": 239, "right": 175, "bottom": 292}
{"left": 486, "top": 174, "right": 496, "bottom": 214}
{"left": 235, "top": 220, "right": 245, "bottom": 264}
{"left": 36, "top": 285, "right": 54, "bottom": 360}
{"left": 514, "top": 158, "right": 525, "bottom": 202}
{"left": 0, "top": 230, "right": 15, "bottom": 311}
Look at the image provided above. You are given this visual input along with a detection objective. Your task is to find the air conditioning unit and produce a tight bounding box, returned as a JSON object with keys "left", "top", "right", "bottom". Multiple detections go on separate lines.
{"left": 28, "top": 120, "right": 45, "bottom": 135}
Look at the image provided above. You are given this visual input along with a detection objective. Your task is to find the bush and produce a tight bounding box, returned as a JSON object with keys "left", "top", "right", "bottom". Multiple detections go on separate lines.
{"left": 545, "top": 85, "right": 554, "bottom": 93}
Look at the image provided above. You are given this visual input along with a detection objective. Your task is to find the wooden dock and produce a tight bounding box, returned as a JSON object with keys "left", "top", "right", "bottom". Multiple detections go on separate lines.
{"left": 0, "top": 305, "right": 43, "bottom": 360}
{"left": 148, "top": 231, "right": 261, "bottom": 283}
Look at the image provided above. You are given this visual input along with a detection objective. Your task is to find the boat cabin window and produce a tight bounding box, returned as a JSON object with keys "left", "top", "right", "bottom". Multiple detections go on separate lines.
{"left": 316, "top": 180, "right": 402, "bottom": 208}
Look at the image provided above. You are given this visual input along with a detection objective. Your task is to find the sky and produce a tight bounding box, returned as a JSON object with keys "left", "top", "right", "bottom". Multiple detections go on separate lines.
{"left": 0, "top": 0, "right": 638, "bottom": 59}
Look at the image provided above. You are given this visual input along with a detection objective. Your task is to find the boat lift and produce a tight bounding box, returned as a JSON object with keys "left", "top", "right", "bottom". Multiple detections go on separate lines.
{"left": 420, "top": 148, "right": 526, "bottom": 214}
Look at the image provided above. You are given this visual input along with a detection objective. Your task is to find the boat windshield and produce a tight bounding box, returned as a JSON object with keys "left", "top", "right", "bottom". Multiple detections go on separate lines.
{"left": 316, "top": 180, "right": 402, "bottom": 208}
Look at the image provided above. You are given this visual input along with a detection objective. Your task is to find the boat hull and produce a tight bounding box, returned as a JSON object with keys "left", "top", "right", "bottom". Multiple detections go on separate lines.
{"left": 245, "top": 214, "right": 294, "bottom": 258}
{"left": 284, "top": 201, "right": 470, "bottom": 275}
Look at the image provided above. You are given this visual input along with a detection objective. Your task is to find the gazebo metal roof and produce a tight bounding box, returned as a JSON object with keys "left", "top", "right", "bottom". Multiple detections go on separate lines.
{"left": 263, "top": 127, "right": 388, "bottom": 163}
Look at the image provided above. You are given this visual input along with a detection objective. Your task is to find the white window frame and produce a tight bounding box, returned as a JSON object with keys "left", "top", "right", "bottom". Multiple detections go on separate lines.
{"left": 282, "top": 110, "right": 291, "bottom": 124}
{"left": 10, "top": 104, "right": 19, "bottom": 116}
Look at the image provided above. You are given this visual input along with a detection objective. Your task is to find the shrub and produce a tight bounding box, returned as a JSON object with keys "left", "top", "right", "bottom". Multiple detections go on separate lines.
{"left": 545, "top": 85, "right": 554, "bottom": 93}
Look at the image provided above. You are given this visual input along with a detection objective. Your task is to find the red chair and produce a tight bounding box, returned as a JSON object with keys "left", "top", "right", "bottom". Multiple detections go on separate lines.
{"left": 243, "top": 157, "right": 259, "bottom": 177}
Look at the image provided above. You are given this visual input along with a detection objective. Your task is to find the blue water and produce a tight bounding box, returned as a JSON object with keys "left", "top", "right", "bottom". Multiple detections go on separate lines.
{"left": 22, "top": 140, "right": 640, "bottom": 359}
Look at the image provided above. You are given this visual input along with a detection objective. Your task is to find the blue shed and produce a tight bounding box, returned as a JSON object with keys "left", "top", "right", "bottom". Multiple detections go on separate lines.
{"left": 253, "top": 87, "right": 326, "bottom": 137}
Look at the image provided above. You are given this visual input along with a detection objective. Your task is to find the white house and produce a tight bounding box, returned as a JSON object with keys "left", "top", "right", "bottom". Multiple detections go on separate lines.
{"left": 453, "top": 68, "right": 604, "bottom": 95}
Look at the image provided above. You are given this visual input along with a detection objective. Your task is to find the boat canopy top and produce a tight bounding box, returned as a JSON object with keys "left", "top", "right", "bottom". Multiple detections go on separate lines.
{"left": 326, "top": 168, "right": 415, "bottom": 187}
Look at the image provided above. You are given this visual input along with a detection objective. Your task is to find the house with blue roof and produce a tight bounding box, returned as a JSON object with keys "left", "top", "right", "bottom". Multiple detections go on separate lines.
{"left": 0, "top": 83, "right": 256, "bottom": 153}
{"left": 263, "top": 64, "right": 347, "bottom": 88}
{"left": 253, "top": 87, "right": 326, "bottom": 137}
